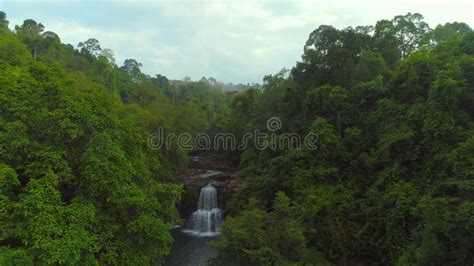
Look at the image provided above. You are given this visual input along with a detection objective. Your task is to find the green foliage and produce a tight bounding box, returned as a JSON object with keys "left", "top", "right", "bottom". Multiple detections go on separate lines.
{"left": 1, "top": 10, "right": 473, "bottom": 265}
{"left": 211, "top": 193, "right": 326, "bottom": 265}
{"left": 0, "top": 11, "right": 9, "bottom": 29}
{"left": 0, "top": 13, "right": 200, "bottom": 264}
{"left": 431, "top": 22, "right": 472, "bottom": 44}
{"left": 0, "top": 28, "right": 30, "bottom": 66}
{"left": 352, "top": 51, "right": 388, "bottom": 83}
{"left": 460, "top": 32, "right": 474, "bottom": 55}
{"left": 215, "top": 13, "right": 474, "bottom": 266}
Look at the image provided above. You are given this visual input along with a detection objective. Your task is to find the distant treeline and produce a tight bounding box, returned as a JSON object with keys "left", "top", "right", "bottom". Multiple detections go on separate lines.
{"left": 0, "top": 10, "right": 473, "bottom": 265}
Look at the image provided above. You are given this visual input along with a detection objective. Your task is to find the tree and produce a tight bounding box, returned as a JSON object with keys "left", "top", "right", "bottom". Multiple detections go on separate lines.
{"left": 42, "top": 31, "right": 59, "bottom": 40}
{"left": 0, "top": 25, "right": 31, "bottom": 66}
{"left": 211, "top": 194, "right": 321, "bottom": 265}
{"left": 0, "top": 11, "right": 9, "bottom": 29}
{"left": 352, "top": 51, "right": 387, "bottom": 83}
{"left": 430, "top": 22, "right": 472, "bottom": 44}
{"left": 374, "top": 13, "right": 431, "bottom": 57}
{"left": 460, "top": 32, "right": 474, "bottom": 55}
{"left": 99, "top": 48, "right": 116, "bottom": 65}
{"left": 15, "top": 19, "right": 45, "bottom": 59}
{"left": 152, "top": 74, "right": 170, "bottom": 89}
{"left": 292, "top": 24, "right": 374, "bottom": 88}
{"left": 121, "top": 58, "right": 143, "bottom": 81}
{"left": 78, "top": 38, "right": 102, "bottom": 57}
{"left": 0, "top": 21, "right": 185, "bottom": 264}
{"left": 218, "top": 13, "right": 473, "bottom": 266}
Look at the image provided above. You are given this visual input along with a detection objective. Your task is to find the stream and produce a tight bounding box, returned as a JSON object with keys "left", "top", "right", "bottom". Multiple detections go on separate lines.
{"left": 166, "top": 171, "right": 224, "bottom": 265}
{"left": 165, "top": 227, "right": 218, "bottom": 265}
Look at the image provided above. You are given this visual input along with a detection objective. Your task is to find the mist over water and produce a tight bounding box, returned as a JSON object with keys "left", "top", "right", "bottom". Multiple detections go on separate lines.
{"left": 166, "top": 183, "right": 222, "bottom": 265}
{"left": 184, "top": 183, "right": 222, "bottom": 236}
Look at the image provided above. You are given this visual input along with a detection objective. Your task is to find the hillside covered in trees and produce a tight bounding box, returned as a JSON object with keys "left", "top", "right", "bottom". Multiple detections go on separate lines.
{"left": 0, "top": 10, "right": 241, "bottom": 265}
{"left": 211, "top": 14, "right": 474, "bottom": 265}
{"left": 0, "top": 9, "right": 473, "bottom": 265}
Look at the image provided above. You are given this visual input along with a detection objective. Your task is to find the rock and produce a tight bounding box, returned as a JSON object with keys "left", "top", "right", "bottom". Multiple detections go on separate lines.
{"left": 211, "top": 181, "right": 226, "bottom": 188}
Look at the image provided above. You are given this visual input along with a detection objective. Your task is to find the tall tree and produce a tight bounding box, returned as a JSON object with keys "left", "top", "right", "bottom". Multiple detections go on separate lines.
{"left": 121, "top": 58, "right": 143, "bottom": 81}
{"left": 78, "top": 38, "right": 102, "bottom": 57}
{"left": 0, "top": 11, "right": 9, "bottom": 29}
{"left": 15, "top": 19, "right": 44, "bottom": 59}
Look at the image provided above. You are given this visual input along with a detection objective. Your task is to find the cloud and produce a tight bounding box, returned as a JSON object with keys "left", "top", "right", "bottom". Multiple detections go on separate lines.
{"left": 2, "top": 0, "right": 473, "bottom": 83}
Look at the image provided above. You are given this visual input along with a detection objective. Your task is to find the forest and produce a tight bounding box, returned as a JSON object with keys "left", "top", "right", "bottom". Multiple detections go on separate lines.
{"left": 0, "top": 10, "right": 473, "bottom": 265}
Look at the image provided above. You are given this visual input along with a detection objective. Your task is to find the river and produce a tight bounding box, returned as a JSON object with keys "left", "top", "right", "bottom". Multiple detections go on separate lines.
{"left": 165, "top": 227, "right": 218, "bottom": 265}
{"left": 166, "top": 178, "right": 223, "bottom": 265}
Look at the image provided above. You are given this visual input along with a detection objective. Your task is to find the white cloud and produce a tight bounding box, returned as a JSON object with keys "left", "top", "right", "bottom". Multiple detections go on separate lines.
{"left": 3, "top": 0, "right": 473, "bottom": 83}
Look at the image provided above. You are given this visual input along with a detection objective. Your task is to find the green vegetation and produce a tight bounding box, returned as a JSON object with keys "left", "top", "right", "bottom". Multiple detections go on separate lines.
{"left": 0, "top": 10, "right": 473, "bottom": 265}
{"left": 0, "top": 11, "right": 236, "bottom": 264}
{"left": 211, "top": 14, "right": 474, "bottom": 265}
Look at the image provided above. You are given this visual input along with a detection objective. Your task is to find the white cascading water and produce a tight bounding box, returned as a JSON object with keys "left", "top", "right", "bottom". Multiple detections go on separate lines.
{"left": 188, "top": 183, "right": 222, "bottom": 236}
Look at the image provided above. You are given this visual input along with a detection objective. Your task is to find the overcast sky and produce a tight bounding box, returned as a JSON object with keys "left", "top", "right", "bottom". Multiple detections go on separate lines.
{"left": 1, "top": 0, "right": 473, "bottom": 84}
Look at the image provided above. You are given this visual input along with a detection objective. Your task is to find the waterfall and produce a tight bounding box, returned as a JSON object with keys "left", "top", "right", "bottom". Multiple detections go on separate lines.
{"left": 186, "top": 183, "right": 222, "bottom": 236}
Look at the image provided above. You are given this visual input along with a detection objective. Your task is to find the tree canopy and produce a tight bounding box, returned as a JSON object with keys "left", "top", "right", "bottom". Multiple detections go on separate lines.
{"left": 211, "top": 13, "right": 474, "bottom": 266}
{"left": 0, "top": 11, "right": 237, "bottom": 264}
{"left": 0, "top": 10, "right": 473, "bottom": 265}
